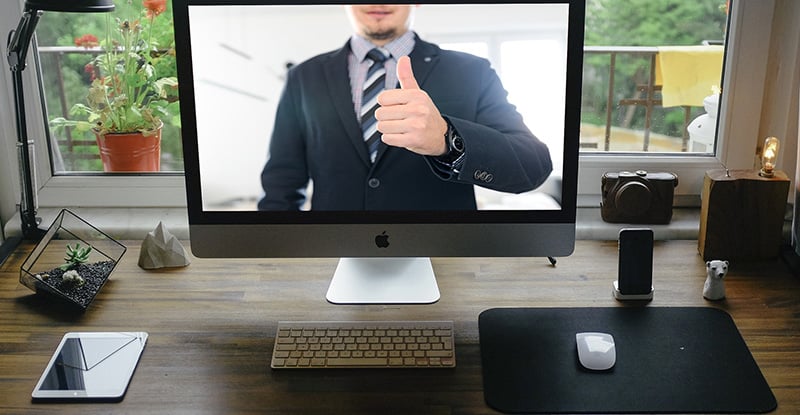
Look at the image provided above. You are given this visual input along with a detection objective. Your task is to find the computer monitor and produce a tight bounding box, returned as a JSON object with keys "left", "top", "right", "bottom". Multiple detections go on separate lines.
{"left": 173, "top": 0, "right": 583, "bottom": 304}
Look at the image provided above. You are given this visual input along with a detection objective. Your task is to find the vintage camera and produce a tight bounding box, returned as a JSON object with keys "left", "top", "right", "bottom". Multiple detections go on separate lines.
{"left": 601, "top": 170, "right": 678, "bottom": 224}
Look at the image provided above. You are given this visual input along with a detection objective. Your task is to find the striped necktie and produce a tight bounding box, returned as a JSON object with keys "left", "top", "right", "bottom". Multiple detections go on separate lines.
{"left": 361, "top": 48, "right": 389, "bottom": 163}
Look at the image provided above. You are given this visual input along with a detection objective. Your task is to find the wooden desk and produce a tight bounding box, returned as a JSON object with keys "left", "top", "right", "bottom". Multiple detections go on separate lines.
{"left": 1, "top": 241, "right": 798, "bottom": 414}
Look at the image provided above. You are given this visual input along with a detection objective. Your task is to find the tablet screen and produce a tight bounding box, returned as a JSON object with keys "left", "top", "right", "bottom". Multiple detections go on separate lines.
{"left": 32, "top": 332, "right": 148, "bottom": 402}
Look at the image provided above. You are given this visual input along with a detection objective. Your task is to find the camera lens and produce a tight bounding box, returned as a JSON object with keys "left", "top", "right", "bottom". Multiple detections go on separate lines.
{"left": 615, "top": 181, "right": 652, "bottom": 216}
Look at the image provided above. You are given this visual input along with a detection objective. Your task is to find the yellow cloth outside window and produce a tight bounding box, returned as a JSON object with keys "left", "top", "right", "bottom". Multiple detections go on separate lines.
{"left": 655, "top": 45, "right": 724, "bottom": 107}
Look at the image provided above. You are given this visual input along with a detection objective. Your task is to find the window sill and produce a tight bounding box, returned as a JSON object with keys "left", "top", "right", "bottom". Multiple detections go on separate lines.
{"left": 576, "top": 207, "right": 700, "bottom": 241}
{"left": 5, "top": 207, "right": 702, "bottom": 243}
{"left": 3, "top": 207, "right": 190, "bottom": 241}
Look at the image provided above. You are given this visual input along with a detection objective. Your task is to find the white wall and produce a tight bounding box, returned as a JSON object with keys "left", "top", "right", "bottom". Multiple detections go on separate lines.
{"left": 0, "top": 1, "right": 25, "bottom": 240}
{"left": 761, "top": 0, "right": 800, "bottom": 195}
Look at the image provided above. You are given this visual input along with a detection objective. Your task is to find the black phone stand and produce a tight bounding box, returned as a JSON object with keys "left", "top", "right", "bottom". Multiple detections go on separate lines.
{"left": 613, "top": 228, "right": 654, "bottom": 301}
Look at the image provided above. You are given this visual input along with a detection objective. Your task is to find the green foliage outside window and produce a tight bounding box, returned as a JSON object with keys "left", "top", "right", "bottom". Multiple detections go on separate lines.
{"left": 581, "top": 0, "right": 728, "bottom": 148}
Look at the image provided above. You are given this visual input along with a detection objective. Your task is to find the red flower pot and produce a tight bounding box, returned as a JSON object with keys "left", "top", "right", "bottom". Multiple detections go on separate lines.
{"left": 94, "top": 126, "right": 161, "bottom": 172}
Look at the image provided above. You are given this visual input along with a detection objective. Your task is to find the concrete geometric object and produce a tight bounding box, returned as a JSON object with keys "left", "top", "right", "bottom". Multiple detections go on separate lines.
{"left": 138, "top": 222, "right": 190, "bottom": 269}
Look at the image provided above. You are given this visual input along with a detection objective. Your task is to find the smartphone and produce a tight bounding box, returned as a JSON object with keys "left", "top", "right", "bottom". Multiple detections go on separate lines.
{"left": 32, "top": 332, "right": 148, "bottom": 402}
{"left": 616, "top": 228, "right": 654, "bottom": 296}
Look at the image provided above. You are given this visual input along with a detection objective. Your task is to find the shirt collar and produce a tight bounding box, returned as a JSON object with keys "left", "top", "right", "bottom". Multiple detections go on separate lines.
{"left": 350, "top": 31, "right": 416, "bottom": 61}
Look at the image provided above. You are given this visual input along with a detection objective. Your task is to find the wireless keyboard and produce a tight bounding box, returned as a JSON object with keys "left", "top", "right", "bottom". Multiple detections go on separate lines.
{"left": 271, "top": 320, "right": 455, "bottom": 369}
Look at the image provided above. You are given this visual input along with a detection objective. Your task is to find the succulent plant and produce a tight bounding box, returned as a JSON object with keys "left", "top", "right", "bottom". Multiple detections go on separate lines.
{"left": 60, "top": 243, "right": 93, "bottom": 271}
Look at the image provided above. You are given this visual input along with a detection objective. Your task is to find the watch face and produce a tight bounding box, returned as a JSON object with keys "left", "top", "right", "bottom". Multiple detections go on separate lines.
{"left": 451, "top": 135, "right": 465, "bottom": 152}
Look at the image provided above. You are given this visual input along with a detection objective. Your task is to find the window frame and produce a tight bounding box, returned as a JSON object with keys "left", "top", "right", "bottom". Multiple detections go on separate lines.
{"left": 4, "top": 0, "right": 775, "bottom": 210}
{"left": 577, "top": 0, "right": 773, "bottom": 207}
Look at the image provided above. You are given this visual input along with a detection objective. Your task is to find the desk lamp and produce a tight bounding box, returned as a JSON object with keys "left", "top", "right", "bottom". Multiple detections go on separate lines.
{"left": 758, "top": 136, "right": 780, "bottom": 177}
{"left": 5, "top": 0, "right": 115, "bottom": 242}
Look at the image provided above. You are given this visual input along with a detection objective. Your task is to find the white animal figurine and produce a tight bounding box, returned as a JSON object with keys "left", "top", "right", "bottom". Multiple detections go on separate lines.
{"left": 703, "top": 260, "right": 729, "bottom": 300}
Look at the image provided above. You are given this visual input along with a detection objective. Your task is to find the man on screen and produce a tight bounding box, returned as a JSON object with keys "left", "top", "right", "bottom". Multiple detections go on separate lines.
{"left": 258, "top": 4, "right": 552, "bottom": 211}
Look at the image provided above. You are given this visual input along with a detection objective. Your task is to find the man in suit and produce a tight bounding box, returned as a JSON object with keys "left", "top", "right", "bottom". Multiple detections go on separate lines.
{"left": 258, "top": 4, "right": 553, "bottom": 211}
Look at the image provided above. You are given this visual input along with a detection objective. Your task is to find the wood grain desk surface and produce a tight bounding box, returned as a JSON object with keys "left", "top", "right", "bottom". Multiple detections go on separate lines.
{"left": 1, "top": 240, "right": 798, "bottom": 414}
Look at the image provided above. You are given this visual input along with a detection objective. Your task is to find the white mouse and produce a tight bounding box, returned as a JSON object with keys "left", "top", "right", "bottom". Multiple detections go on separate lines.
{"left": 576, "top": 332, "right": 616, "bottom": 371}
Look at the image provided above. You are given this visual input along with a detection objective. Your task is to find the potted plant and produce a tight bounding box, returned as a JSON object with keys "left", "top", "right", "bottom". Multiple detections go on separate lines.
{"left": 51, "top": 0, "right": 178, "bottom": 172}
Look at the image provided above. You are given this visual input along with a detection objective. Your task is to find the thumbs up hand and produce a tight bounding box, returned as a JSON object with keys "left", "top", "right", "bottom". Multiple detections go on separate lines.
{"left": 375, "top": 56, "right": 449, "bottom": 156}
{"left": 396, "top": 54, "right": 421, "bottom": 90}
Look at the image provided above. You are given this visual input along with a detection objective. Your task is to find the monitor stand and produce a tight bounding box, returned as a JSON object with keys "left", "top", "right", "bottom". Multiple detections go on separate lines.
{"left": 325, "top": 257, "right": 440, "bottom": 304}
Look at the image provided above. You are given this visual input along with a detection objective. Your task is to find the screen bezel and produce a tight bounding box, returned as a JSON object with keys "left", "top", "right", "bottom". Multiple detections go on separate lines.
{"left": 174, "top": 0, "right": 584, "bottom": 257}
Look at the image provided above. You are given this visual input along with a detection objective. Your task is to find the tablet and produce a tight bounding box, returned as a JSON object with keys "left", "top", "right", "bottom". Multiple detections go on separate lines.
{"left": 32, "top": 332, "right": 148, "bottom": 402}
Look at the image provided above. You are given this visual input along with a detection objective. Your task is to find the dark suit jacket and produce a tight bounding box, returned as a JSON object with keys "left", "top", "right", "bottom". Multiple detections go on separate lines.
{"left": 258, "top": 35, "right": 553, "bottom": 211}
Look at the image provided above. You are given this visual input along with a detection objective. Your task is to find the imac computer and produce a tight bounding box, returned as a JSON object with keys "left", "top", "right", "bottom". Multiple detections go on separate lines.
{"left": 173, "top": 0, "right": 584, "bottom": 304}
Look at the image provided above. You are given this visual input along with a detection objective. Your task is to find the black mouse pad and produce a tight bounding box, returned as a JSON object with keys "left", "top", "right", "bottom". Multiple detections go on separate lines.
{"left": 479, "top": 307, "right": 776, "bottom": 414}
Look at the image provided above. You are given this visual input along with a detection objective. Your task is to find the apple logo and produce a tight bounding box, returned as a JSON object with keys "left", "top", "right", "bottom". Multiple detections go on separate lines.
{"left": 374, "top": 231, "right": 390, "bottom": 248}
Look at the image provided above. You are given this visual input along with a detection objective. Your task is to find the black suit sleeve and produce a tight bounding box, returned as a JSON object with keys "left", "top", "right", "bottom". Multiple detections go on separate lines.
{"left": 258, "top": 69, "right": 309, "bottom": 211}
{"left": 423, "top": 53, "right": 553, "bottom": 194}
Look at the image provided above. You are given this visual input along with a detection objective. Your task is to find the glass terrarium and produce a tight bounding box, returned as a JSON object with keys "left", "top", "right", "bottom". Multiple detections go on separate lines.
{"left": 20, "top": 209, "right": 126, "bottom": 310}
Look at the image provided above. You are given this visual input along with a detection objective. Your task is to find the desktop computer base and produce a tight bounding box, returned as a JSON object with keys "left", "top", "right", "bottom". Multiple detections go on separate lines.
{"left": 326, "top": 257, "right": 440, "bottom": 304}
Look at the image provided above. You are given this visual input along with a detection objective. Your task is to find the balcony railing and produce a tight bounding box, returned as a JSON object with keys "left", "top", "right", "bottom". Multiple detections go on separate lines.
{"left": 38, "top": 45, "right": 714, "bottom": 171}
{"left": 583, "top": 46, "right": 693, "bottom": 152}
{"left": 39, "top": 46, "right": 102, "bottom": 167}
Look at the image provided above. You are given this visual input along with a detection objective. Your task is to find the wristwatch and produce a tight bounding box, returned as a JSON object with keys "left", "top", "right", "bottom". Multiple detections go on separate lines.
{"left": 437, "top": 120, "right": 465, "bottom": 170}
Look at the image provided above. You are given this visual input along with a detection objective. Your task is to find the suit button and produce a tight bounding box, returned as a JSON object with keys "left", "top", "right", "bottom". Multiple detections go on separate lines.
{"left": 473, "top": 170, "right": 494, "bottom": 183}
{"left": 368, "top": 178, "right": 381, "bottom": 188}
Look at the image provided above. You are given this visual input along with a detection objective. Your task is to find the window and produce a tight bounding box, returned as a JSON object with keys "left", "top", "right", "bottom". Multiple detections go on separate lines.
{"left": 0, "top": 0, "right": 775, "bottom": 211}
{"left": 581, "top": 0, "right": 727, "bottom": 155}
{"left": 37, "top": 1, "right": 182, "bottom": 174}
{"left": 580, "top": 0, "right": 774, "bottom": 207}
{"left": 7, "top": 0, "right": 186, "bottom": 208}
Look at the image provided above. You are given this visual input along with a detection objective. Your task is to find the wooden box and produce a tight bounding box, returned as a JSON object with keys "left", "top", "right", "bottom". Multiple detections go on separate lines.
{"left": 698, "top": 169, "right": 789, "bottom": 260}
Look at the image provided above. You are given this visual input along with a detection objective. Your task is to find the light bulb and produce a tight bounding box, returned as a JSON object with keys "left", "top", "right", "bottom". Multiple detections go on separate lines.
{"left": 759, "top": 136, "right": 780, "bottom": 177}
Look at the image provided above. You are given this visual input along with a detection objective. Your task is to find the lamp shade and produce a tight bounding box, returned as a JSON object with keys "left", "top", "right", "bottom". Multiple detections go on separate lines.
{"left": 25, "top": 0, "right": 115, "bottom": 13}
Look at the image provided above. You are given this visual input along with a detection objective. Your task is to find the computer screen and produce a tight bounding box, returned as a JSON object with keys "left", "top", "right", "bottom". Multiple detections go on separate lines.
{"left": 174, "top": 0, "right": 584, "bottom": 303}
